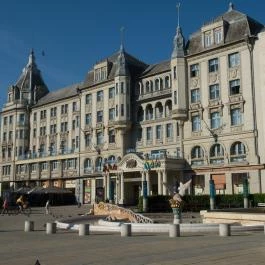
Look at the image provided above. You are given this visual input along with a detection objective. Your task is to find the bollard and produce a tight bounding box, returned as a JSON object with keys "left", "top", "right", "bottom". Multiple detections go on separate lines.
{"left": 219, "top": 223, "right": 231, "bottom": 236}
{"left": 79, "top": 224, "right": 90, "bottom": 236}
{"left": 121, "top": 223, "right": 131, "bottom": 237}
{"left": 46, "top": 222, "right": 56, "bottom": 234}
{"left": 169, "top": 224, "right": 180, "bottom": 238}
{"left": 24, "top": 220, "right": 34, "bottom": 232}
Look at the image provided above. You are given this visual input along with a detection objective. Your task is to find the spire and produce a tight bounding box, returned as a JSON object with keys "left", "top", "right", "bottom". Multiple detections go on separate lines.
{"left": 120, "top": 26, "right": 125, "bottom": 52}
{"left": 228, "top": 2, "right": 234, "bottom": 12}
{"left": 171, "top": 3, "right": 185, "bottom": 59}
{"left": 27, "top": 48, "right": 36, "bottom": 67}
{"left": 115, "top": 27, "right": 129, "bottom": 77}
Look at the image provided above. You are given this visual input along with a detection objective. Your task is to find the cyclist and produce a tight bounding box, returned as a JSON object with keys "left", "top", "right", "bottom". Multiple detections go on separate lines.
{"left": 16, "top": 195, "right": 24, "bottom": 213}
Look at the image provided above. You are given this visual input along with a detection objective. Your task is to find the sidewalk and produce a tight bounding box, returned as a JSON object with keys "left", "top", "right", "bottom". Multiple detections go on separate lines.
{"left": 0, "top": 205, "right": 264, "bottom": 265}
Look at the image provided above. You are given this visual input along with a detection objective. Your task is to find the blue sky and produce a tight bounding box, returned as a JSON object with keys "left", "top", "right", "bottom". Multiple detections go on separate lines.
{"left": 0, "top": 0, "right": 264, "bottom": 107}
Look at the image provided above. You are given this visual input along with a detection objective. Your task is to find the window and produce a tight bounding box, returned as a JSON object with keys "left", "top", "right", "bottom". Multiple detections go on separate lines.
{"left": 204, "top": 31, "right": 212, "bottom": 47}
{"left": 190, "top": 64, "right": 199, "bottom": 77}
{"left": 191, "top": 89, "right": 200, "bottom": 103}
{"left": 231, "top": 108, "right": 242, "bottom": 126}
{"left": 85, "top": 134, "right": 92, "bottom": 147}
{"left": 155, "top": 79, "right": 159, "bottom": 91}
{"left": 174, "top": 91, "right": 177, "bottom": 105}
{"left": 109, "top": 108, "right": 115, "bottom": 121}
{"left": 19, "top": 114, "right": 25, "bottom": 124}
{"left": 72, "top": 102, "right": 77, "bottom": 112}
{"left": 229, "top": 79, "right": 240, "bottom": 95}
{"left": 121, "top": 104, "right": 124, "bottom": 117}
{"left": 230, "top": 141, "right": 246, "bottom": 162}
{"left": 96, "top": 131, "right": 104, "bottom": 145}
{"left": 146, "top": 105, "right": 153, "bottom": 120}
{"left": 156, "top": 125, "right": 162, "bottom": 140}
{"left": 50, "top": 107, "right": 57, "bottom": 117}
{"left": 85, "top": 113, "right": 92, "bottom": 125}
{"left": 209, "top": 84, "right": 220, "bottom": 100}
{"left": 9, "top": 116, "right": 13, "bottom": 124}
{"left": 209, "top": 58, "right": 218, "bottom": 72}
{"left": 120, "top": 82, "right": 124, "bottom": 94}
{"left": 3, "top": 117, "right": 7, "bottom": 126}
{"left": 109, "top": 87, "right": 115, "bottom": 99}
{"left": 146, "top": 127, "right": 152, "bottom": 141}
{"left": 33, "top": 113, "right": 37, "bottom": 121}
{"left": 146, "top": 81, "right": 150, "bottom": 93}
{"left": 210, "top": 144, "right": 224, "bottom": 164}
{"left": 109, "top": 129, "right": 115, "bottom": 143}
{"left": 214, "top": 27, "right": 222, "bottom": 44}
{"left": 60, "top": 122, "right": 68, "bottom": 132}
{"left": 97, "top": 90, "right": 103, "bottom": 102}
{"left": 165, "top": 76, "right": 170, "bottom": 88}
{"left": 72, "top": 120, "right": 76, "bottom": 130}
{"left": 85, "top": 94, "right": 92, "bottom": 104}
{"left": 97, "top": 111, "right": 103, "bottom": 123}
{"left": 192, "top": 115, "right": 201, "bottom": 132}
{"left": 210, "top": 112, "right": 221, "bottom": 129}
{"left": 61, "top": 104, "right": 68, "bottom": 114}
{"left": 137, "top": 128, "right": 142, "bottom": 141}
{"left": 191, "top": 146, "right": 204, "bottom": 166}
{"left": 229, "top": 52, "right": 240, "bottom": 68}
{"left": 166, "top": 124, "right": 173, "bottom": 138}
{"left": 33, "top": 128, "right": 37, "bottom": 138}
{"left": 51, "top": 161, "right": 59, "bottom": 171}
{"left": 173, "top": 66, "right": 177, "bottom": 79}
{"left": 40, "top": 110, "right": 46, "bottom": 119}
{"left": 3, "top": 132, "right": 6, "bottom": 141}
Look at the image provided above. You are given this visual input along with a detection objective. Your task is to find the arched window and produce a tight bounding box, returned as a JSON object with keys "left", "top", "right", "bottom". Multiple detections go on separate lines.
{"left": 165, "top": 100, "right": 172, "bottom": 117}
{"left": 155, "top": 102, "right": 163, "bottom": 119}
{"left": 155, "top": 79, "right": 159, "bottom": 91}
{"left": 95, "top": 157, "right": 103, "bottom": 172}
{"left": 210, "top": 144, "right": 224, "bottom": 164}
{"left": 160, "top": 78, "right": 163, "bottom": 90}
{"left": 191, "top": 146, "right": 204, "bottom": 166}
{"left": 137, "top": 107, "right": 144, "bottom": 122}
{"left": 84, "top": 158, "right": 92, "bottom": 173}
{"left": 145, "top": 104, "right": 153, "bottom": 120}
{"left": 165, "top": 76, "right": 170, "bottom": 88}
{"left": 145, "top": 81, "right": 150, "bottom": 93}
{"left": 230, "top": 141, "right": 246, "bottom": 162}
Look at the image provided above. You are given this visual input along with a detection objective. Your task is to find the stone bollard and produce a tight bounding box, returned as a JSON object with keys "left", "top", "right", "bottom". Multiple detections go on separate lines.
{"left": 79, "top": 224, "right": 90, "bottom": 236}
{"left": 219, "top": 223, "right": 231, "bottom": 236}
{"left": 46, "top": 222, "right": 56, "bottom": 234}
{"left": 121, "top": 224, "right": 131, "bottom": 237}
{"left": 169, "top": 224, "right": 180, "bottom": 238}
{"left": 24, "top": 220, "right": 34, "bottom": 232}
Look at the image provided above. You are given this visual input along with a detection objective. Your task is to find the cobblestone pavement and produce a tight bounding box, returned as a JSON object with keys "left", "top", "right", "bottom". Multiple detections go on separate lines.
{"left": 0, "top": 205, "right": 265, "bottom": 265}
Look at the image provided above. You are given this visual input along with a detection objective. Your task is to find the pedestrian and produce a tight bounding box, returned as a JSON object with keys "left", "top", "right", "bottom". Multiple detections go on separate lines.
{"left": 1, "top": 198, "right": 9, "bottom": 215}
{"left": 45, "top": 200, "right": 50, "bottom": 215}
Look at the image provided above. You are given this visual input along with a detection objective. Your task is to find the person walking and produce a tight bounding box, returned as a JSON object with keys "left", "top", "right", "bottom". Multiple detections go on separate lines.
{"left": 1, "top": 198, "right": 9, "bottom": 215}
{"left": 45, "top": 200, "right": 50, "bottom": 215}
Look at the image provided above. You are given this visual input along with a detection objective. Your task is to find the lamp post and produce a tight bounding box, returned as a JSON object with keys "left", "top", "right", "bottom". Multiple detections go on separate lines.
{"left": 76, "top": 87, "right": 82, "bottom": 206}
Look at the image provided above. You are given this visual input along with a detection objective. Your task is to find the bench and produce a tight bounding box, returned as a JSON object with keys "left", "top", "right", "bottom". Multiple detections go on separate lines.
{"left": 257, "top": 203, "right": 265, "bottom": 207}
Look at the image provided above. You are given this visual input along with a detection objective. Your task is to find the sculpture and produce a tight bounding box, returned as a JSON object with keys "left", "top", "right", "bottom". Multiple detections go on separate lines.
{"left": 164, "top": 179, "right": 192, "bottom": 224}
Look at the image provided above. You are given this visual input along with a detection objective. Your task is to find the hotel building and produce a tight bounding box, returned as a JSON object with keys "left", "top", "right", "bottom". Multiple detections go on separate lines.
{"left": 1, "top": 3, "right": 265, "bottom": 204}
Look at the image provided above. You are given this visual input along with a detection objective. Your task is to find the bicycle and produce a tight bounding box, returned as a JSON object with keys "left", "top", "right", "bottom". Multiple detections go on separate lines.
{"left": 17, "top": 202, "right": 32, "bottom": 216}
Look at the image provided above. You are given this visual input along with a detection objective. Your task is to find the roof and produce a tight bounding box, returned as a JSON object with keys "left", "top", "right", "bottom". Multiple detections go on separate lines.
{"left": 83, "top": 49, "right": 148, "bottom": 87}
{"left": 34, "top": 83, "right": 81, "bottom": 107}
{"left": 140, "top": 60, "right": 171, "bottom": 78}
{"left": 187, "top": 7, "right": 264, "bottom": 55}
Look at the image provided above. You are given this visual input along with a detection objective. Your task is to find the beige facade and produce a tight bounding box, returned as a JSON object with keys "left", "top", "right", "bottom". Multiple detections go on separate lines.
{"left": 1, "top": 4, "right": 265, "bottom": 204}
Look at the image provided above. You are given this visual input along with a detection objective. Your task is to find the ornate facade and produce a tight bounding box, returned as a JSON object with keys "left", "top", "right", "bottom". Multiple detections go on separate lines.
{"left": 1, "top": 4, "right": 265, "bottom": 204}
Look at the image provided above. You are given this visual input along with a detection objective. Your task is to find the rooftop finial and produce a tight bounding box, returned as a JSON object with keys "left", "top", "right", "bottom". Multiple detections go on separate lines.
{"left": 176, "top": 3, "right": 181, "bottom": 28}
{"left": 28, "top": 48, "right": 35, "bottom": 66}
{"left": 228, "top": 2, "right": 234, "bottom": 12}
{"left": 120, "top": 26, "right": 125, "bottom": 51}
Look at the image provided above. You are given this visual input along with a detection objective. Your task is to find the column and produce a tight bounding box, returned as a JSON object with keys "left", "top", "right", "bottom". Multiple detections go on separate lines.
{"left": 204, "top": 173, "right": 211, "bottom": 195}
{"left": 157, "top": 170, "right": 162, "bottom": 195}
{"left": 146, "top": 171, "right": 151, "bottom": 195}
{"left": 120, "top": 129, "right": 126, "bottom": 157}
{"left": 141, "top": 172, "right": 145, "bottom": 196}
{"left": 162, "top": 170, "right": 168, "bottom": 195}
{"left": 119, "top": 172, "right": 124, "bottom": 204}
{"left": 103, "top": 173, "right": 107, "bottom": 200}
{"left": 106, "top": 173, "right": 110, "bottom": 201}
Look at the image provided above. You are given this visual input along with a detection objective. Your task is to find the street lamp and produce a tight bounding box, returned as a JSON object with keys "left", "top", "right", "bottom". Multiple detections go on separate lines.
{"left": 76, "top": 87, "right": 82, "bottom": 206}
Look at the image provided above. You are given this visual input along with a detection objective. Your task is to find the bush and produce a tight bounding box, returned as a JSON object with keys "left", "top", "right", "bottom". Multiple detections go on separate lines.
{"left": 137, "top": 193, "right": 265, "bottom": 212}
